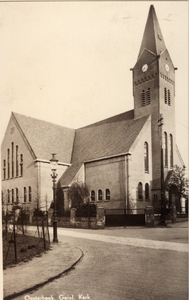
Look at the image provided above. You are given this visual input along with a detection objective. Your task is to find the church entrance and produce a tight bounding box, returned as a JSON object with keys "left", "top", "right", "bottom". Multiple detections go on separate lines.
{"left": 105, "top": 209, "right": 145, "bottom": 227}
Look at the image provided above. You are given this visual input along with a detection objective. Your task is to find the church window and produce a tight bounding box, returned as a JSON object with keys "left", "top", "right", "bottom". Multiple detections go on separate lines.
{"left": 145, "top": 183, "right": 149, "bottom": 201}
{"left": 164, "top": 132, "right": 168, "bottom": 167}
{"left": 164, "top": 88, "right": 167, "bottom": 104}
{"left": 12, "top": 142, "right": 14, "bottom": 178}
{"left": 146, "top": 88, "right": 151, "bottom": 105}
{"left": 7, "top": 189, "right": 10, "bottom": 203}
{"left": 169, "top": 134, "right": 173, "bottom": 167}
{"left": 20, "top": 154, "right": 23, "bottom": 176}
{"left": 98, "top": 189, "right": 102, "bottom": 201}
{"left": 168, "top": 90, "right": 171, "bottom": 106}
{"left": 106, "top": 189, "right": 110, "bottom": 200}
{"left": 3, "top": 160, "right": 6, "bottom": 180}
{"left": 7, "top": 149, "right": 10, "bottom": 179}
{"left": 12, "top": 189, "right": 14, "bottom": 203}
{"left": 15, "top": 188, "right": 18, "bottom": 203}
{"left": 24, "top": 187, "right": 27, "bottom": 202}
{"left": 16, "top": 146, "right": 19, "bottom": 177}
{"left": 141, "top": 90, "right": 145, "bottom": 107}
{"left": 138, "top": 182, "right": 143, "bottom": 200}
{"left": 91, "top": 190, "right": 95, "bottom": 201}
{"left": 144, "top": 142, "right": 149, "bottom": 172}
{"left": 29, "top": 186, "right": 32, "bottom": 202}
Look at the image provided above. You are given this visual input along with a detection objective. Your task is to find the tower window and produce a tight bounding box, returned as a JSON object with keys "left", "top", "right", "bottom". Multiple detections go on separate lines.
{"left": 146, "top": 88, "right": 151, "bottom": 105}
{"left": 164, "top": 88, "right": 167, "bottom": 104}
{"left": 145, "top": 183, "right": 149, "bottom": 201}
{"left": 168, "top": 90, "right": 171, "bottom": 106}
{"left": 138, "top": 182, "right": 143, "bottom": 200}
{"left": 98, "top": 189, "right": 102, "bottom": 201}
{"left": 106, "top": 189, "right": 110, "bottom": 200}
{"left": 164, "top": 132, "right": 168, "bottom": 167}
{"left": 144, "top": 142, "right": 149, "bottom": 172}
{"left": 91, "top": 190, "right": 95, "bottom": 201}
{"left": 141, "top": 90, "right": 145, "bottom": 107}
{"left": 169, "top": 134, "right": 173, "bottom": 167}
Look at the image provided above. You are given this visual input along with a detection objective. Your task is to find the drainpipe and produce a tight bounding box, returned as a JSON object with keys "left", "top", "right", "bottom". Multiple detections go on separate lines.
{"left": 125, "top": 153, "right": 131, "bottom": 213}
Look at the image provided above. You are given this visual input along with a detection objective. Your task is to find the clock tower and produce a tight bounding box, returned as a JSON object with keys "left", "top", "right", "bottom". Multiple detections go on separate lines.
{"left": 131, "top": 5, "right": 176, "bottom": 190}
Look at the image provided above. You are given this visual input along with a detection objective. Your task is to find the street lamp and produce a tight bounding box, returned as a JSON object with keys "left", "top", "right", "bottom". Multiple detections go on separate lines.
{"left": 50, "top": 153, "right": 59, "bottom": 243}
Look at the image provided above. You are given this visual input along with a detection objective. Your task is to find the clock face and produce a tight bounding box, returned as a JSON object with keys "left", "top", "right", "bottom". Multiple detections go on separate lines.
{"left": 142, "top": 64, "right": 148, "bottom": 72}
{"left": 165, "top": 64, "right": 169, "bottom": 72}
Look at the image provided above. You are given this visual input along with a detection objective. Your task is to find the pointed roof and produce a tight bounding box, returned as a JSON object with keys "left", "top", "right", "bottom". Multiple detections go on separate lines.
{"left": 12, "top": 112, "right": 75, "bottom": 163}
{"left": 138, "top": 5, "right": 166, "bottom": 59}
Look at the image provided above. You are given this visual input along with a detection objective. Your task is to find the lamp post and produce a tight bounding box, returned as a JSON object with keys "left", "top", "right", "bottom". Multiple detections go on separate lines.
{"left": 50, "top": 153, "right": 59, "bottom": 243}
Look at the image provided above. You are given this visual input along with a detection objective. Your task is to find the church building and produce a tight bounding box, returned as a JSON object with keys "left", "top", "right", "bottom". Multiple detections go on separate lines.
{"left": 1, "top": 6, "right": 184, "bottom": 216}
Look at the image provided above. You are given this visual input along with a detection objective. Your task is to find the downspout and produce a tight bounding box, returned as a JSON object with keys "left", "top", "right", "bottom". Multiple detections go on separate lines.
{"left": 125, "top": 153, "right": 131, "bottom": 213}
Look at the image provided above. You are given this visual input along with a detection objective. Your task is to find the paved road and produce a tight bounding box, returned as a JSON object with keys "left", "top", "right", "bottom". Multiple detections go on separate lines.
{"left": 12, "top": 226, "right": 188, "bottom": 300}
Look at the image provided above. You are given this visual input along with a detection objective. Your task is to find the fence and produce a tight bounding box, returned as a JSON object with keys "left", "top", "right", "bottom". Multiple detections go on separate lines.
{"left": 105, "top": 209, "right": 146, "bottom": 226}
{"left": 2, "top": 212, "right": 50, "bottom": 268}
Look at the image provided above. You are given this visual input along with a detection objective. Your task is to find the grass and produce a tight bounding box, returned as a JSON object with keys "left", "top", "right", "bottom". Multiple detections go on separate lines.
{"left": 3, "top": 230, "right": 50, "bottom": 269}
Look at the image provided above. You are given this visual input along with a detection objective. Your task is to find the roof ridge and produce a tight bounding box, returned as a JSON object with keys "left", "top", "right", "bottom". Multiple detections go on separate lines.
{"left": 12, "top": 111, "right": 75, "bottom": 131}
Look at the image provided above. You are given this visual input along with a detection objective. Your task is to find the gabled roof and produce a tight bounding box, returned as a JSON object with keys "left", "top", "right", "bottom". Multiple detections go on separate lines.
{"left": 138, "top": 5, "right": 166, "bottom": 59}
{"left": 60, "top": 110, "right": 150, "bottom": 186}
{"left": 12, "top": 112, "right": 75, "bottom": 163}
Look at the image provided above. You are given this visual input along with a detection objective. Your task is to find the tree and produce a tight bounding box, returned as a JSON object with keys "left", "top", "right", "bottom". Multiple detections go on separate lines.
{"left": 166, "top": 165, "right": 188, "bottom": 213}
{"left": 68, "top": 182, "right": 89, "bottom": 208}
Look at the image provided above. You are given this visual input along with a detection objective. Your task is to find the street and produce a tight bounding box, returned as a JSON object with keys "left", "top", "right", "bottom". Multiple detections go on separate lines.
{"left": 11, "top": 225, "right": 188, "bottom": 300}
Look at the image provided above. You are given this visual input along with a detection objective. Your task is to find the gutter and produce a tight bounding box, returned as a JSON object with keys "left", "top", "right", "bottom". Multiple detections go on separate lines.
{"left": 34, "top": 158, "right": 71, "bottom": 167}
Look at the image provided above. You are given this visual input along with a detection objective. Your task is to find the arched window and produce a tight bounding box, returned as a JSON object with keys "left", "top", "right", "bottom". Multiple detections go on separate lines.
{"left": 145, "top": 183, "right": 149, "bottom": 201}
{"left": 12, "top": 189, "right": 14, "bottom": 203}
{"left": 138, "top": 182, "right": 143, "bottom": 200}
{"left": 20, "top": 154, "right": 23, "bottom": 176}
{"left": 141, "top": 90, "right": 145, "bottom": 107}
{"left": 3, "top": 160, "right": 6, "bottom": 180}
{"left": 7, "top": 189, "right": 10, "bottom": 203}
{"left": 29, "top": 186, "right": 32, "bottom": 202}
{"left": 106, "top": 189, "right": 110, "bottom": 200}
{"left": 144, "top": 142, "right": 149, "bottom": 172}
{"left": 24, "top": 187, "right": 27, "bottom": 202}
{"left": 7, "top": 149, "right": 10, "bottom": 179}
{"left": 98, "top": 189, "right": 102, "bottom": 201}
{"left": 164, "top": 88, "right": 167, "bottom": 104}
{"left": 12, "top": 142, "right": 14, "bottom": 178}
{"left": 168, "top": 90, "right": 171, "bottom": 106}
{"left": 169, "top": 134, "right": 173, "bottom": 167}
{"left": 147, "top": 88, "right": 151, "bottom": 105}
{"left": 91, "top": 190, "right": 95, "bottom": 201}
{"left": 16, "top": 188, "right": 19, "bottom": 202}
{"left": 164, "top": 132, "right": 168, "bottom": 167}
{"left": 16, "top": 146, "right": 19, "bottom": 177}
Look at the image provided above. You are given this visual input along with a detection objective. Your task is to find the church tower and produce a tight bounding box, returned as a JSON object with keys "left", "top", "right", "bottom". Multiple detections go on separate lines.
{"left": 131, "top": 5, "right": 176, "bottom": 192}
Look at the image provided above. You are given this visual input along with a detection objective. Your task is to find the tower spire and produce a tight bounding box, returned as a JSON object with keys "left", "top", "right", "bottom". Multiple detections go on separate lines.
{"left": 138, "top": 5, "right": 166, "bottom": 59}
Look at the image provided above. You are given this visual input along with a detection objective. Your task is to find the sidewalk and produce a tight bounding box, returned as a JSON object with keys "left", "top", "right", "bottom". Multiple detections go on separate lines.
{"left": 3, "top": 241, "right": 82, "bottom": 300}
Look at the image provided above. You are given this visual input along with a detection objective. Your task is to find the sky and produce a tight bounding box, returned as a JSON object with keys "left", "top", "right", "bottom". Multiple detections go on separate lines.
{"left": 0, "top": 1, "right": 188, "bottom": 166}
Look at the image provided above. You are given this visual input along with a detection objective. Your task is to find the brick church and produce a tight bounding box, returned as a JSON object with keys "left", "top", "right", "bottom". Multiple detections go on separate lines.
{"left": 1, "top": 6, "right": 184, "bottom": 216}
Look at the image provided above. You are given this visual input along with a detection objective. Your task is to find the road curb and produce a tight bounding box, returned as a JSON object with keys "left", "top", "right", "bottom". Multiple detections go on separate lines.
{"left": 3, "top": 245, "right": 84, "bottom": 300}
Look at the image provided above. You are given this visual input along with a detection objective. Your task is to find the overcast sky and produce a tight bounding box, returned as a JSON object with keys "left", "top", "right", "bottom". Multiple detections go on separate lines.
{"left": 0, "top": 1, "right": 188, "bottom": 165}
